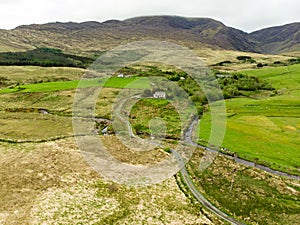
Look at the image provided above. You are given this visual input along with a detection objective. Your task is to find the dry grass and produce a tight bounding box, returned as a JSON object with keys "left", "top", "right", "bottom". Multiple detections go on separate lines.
{"left": 0, "top": 90, "right": 75, "bottom": 113}
{"left": 0, "top": 138, "right": 99, "bottom": 224}
{"left": 194, "top": 48, "right": 293, "bottom": 71}
{"left": 0, "top": 112, "right": 73, "bottom": 141}
{"left": 0, "top": 66, "right": 85, "bottom": 86}
{"left": 100, "top": 135, "right": 168, "bottom": 165}
{"left": 0, "top": 138, "right": 216, "bottom": 224}
{"left": 95, "top": 88, "right": 119, "bottom": 119}
{"left": 282, "top": 51, "right": 300, "bottom": 57}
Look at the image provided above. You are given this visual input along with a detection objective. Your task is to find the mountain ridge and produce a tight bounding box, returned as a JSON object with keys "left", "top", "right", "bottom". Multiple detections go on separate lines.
{"left": 1, "top": 16, "right": 299, "bottom": 55}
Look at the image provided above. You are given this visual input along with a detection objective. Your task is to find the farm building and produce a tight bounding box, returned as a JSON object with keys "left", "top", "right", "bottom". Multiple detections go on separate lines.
{"left": 153, "top": 91, "right": 166, "bottom": 99}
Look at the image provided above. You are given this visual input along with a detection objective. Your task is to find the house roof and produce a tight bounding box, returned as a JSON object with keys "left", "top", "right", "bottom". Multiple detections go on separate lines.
{"left": 154, "top": 91, "right": 166, "bottom": 95}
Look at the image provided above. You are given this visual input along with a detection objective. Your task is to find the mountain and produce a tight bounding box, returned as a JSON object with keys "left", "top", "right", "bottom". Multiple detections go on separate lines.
{"left": 0, "top": 16, "right": 299, "bottom": 55}
{"left": 123, "top": 16, "right": 259, "bottom": 52}
{"left": 249, "top": 23, "right": 300, "bottom": 54}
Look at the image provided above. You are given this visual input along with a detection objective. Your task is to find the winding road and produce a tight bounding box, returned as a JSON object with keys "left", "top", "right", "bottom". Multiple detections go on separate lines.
{"left": 172, "top": 149, "right": 246, "bottom": 225}
{"left": 115, "top": 94, "right": 300, "bottom": 224}
{"left": 4, "top": 96, "right": 296, "bottom": 224}
{"left": 115, "top": 95, "right": 247, "bottom": 224}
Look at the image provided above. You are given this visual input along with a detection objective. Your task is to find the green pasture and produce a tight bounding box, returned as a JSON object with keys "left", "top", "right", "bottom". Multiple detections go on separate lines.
{"left": 243, "top": 64, "right": 300, "bottom": 90}
{"left": 199, "top": 64, "right": 300, "bottom": 174}
{"left": 0, "top": 77, "right": 150, "bottom": 93}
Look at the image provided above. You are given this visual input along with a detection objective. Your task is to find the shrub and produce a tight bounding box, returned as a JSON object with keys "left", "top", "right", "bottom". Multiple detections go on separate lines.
{"left": 257, "top": 63, "right": 264, "bottom": 68}
{"left": 164, "top": 147, "right": 171, "bottom": 153}
{"left": 168, "top": 75, "right": 181, "bottom": 81}
{"left": 288, "top": 58, "right": 300, "bottom": 65}
{"left": 237, "top": 56, "right": 252, "bottom": 61}
{"left": 214, "top": 61, "right": 232, "bottom": 66}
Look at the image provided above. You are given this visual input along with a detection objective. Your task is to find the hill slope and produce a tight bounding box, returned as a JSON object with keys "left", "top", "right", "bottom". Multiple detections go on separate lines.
{"left": 250, "top": 22, "right": 300, "bottom": 54}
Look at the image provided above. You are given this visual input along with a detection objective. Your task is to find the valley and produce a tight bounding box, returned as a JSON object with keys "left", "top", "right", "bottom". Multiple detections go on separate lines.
{"left": 0, "top": 16, "right": 299, "bottom": 225}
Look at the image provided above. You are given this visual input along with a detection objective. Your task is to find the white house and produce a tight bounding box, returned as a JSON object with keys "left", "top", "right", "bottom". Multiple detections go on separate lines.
{"left": 216, "top": 74, "right": 232, "bottom": 78}
{"left": 117, "top": 73, "right": 124, "bottom": 78}
{"left": 153, "top": 91, "right": 166, "bottom": 99}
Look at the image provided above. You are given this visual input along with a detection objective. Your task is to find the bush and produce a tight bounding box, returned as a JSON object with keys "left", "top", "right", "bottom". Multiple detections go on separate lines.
{"left": 168, "top": 75, "right": 181, "bottom": 81}
{"left": 273, "top": 61, "right": 287, "bottom": 66}
{"left": 237, "top": 56, "right": 252, "bottom": 61}
{"left": 214, "top": 61, "right": 232, "bottom": 66}
{"left": 288, "top": 58, "right": 300, "bottom": 65}
{"left": 257, "top": 63, "right": 264, "bottom": 68}
{"left": 164, "top": 147, "right": 172, "bottom": 153}
{"left": 218, "top": 73, "right": 274, "bottom": 95}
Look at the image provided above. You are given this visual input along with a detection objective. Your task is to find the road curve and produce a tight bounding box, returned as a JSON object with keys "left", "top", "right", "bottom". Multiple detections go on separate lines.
{"left": 171, "top": 149, "right": 246, "bottom": 225}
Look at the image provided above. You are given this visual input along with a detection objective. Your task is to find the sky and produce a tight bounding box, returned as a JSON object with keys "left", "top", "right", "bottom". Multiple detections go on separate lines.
{"left": 0, "top": 0, "right": 299, "bottom": 32}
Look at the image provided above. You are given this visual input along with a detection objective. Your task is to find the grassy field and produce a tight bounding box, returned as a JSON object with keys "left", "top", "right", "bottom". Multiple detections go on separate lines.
{"left": 130, "top": 98, "right": 181, "bottom": 139}
{"left": 0, "top": 68, "right": 150, "bottom": 142}
{"left": 199, "top": 64, "right": 300, "bottom": 174}
{"left": 0, "top": 76, "right": 150, "bottom": 93}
